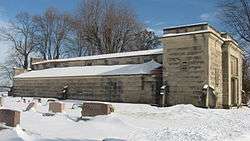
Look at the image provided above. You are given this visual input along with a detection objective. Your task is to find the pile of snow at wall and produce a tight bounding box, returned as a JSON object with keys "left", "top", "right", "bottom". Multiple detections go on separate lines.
{"left": 1, "top": 95, "right": 250, "bottom": 141}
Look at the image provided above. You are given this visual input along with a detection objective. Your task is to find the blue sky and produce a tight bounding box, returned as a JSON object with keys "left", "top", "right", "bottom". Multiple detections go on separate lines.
{"left": 0, "top": 0, "right": 221, "bottom": 62}
{"left": 128, "top": 0, "right": 221, "bottom": 34}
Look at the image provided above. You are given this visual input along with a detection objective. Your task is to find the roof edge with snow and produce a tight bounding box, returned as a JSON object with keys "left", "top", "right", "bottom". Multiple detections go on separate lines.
{"left": 15, "top": 60, "right": 162, "bottom": 79}
{"left": 32, "top": 48, "right": 163, "bottom": 65}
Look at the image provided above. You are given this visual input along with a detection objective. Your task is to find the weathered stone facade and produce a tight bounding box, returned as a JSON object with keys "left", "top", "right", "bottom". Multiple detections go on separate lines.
{"left": 221, "top": 34, "right": 243, "bottom": 108}
{"left": 13, "top": 75, "right": 162, "bottom": 104}
{"left": 161, "top": 23, "right": 243, "bottom": 108}
{"left": 12, "top": 23, "right": 243, "bottom": 108}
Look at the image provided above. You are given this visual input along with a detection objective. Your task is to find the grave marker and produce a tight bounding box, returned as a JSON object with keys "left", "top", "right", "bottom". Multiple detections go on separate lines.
{"left": 81, "top": 102, "right": 114, "bottom": 117}
{"left": 49, "top": 101, "right": 65, "bottom": 113}
{"left": 0, "top": 109, "right": 20, "bottom": 127}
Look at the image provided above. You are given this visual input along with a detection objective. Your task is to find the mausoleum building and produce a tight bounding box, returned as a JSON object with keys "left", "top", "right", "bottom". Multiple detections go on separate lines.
{"left": 12, "top": 23, "right": 244, "bottom": 108}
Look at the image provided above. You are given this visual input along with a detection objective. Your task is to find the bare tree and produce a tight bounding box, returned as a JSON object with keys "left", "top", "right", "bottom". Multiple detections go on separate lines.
{"left": 218, "top": 0, "right": 250, "bottom": 99}
{"left": 53, "top": 12, "right": 72, "bottom": 59}
{"left": 0, "top": 65, "right": 14, "bottom": 86}
{"left": 32, "top": 8, "right": 55, "bottom": 60}
{"left": 33, "top": 7, "right": 72, "bottom": 60}
{"left": 242, "top": 56, "right": 250, "bottom": 103}
{"left": 76, "top": 0, "right": 102, "bottom": 55}
{"left": 133, "top": 30, "right": 160, "bottom": 51}
{"left": 0, "top": 50, "right": 22, "bottom": 88}
{"left": 64, "top": 23, "right": 88, "bottom": 58}
{"left": 0, "top": 12, "right": 38, "bottom": 69}
{"left": 74, "top": 0, "right": 159, "bottom": 56}
{"left": 218, "top": 0, "right": 250, "bottom": 45}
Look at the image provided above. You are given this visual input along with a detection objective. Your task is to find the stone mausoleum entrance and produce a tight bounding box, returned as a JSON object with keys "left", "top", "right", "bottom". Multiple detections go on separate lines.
{"left": 161, "top": 23, "right": 243, "bottom": 108}
{"left": 231, "top": 78, "right": 238, "bottom": 106}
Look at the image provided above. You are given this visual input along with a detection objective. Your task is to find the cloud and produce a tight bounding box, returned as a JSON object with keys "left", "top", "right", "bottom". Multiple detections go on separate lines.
{"left": 200, "top": 11, "right": 220, "bottom": 22}
{"left": 144, "top": 20, "right": 165, "bottom": 27}
{"left": 146, "top": 27, "right": 163, "bottom": 36}
{"left": 154, "top": 22, "right": 165, "bottom": 26}
{"left": 145, "top": 20, "right": 151, "bottom": 24}
{"left": 145, "top": 20, "right": 165, "bottom": 36}
{"left": 200, "top": 13, "right": 211, "bottom": 21}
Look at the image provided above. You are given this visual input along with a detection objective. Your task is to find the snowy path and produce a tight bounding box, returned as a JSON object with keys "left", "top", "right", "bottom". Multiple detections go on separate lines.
{"left": 0, "top": 97, "right": 250, "bottom": 141}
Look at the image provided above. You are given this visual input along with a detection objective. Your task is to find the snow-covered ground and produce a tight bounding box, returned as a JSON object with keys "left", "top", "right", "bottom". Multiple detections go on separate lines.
{"left": 0, "top": 96, "right": 250, "bottom": 141}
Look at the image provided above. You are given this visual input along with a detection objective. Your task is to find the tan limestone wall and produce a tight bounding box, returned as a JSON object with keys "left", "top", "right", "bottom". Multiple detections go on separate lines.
{"left": 222, "top": 43, "right": 230, "bottom": 107}
{"left": 13, "top": 75, "right": 161, "bottom": 104}
{"left": 222, "top": 41, "right": 243, "bottom": 107}
{"left": 207, "top": 34, "right": 224, "bottom": 107}
{"left": 161, "top": 32, "right": 209, "bottom": 107}
{"left": 228, "top": 42, "right": 243, "bottom": 106}
{"left": 161, "top": 23, "right": 243, "bottom": 108}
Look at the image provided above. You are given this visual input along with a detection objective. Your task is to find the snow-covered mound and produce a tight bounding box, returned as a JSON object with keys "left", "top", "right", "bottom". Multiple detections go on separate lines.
{"left": 1, "top": 96, "right": 250, "bottom": 141}
{"left": 0, "top": 126, "right": 31, "bottom": 141}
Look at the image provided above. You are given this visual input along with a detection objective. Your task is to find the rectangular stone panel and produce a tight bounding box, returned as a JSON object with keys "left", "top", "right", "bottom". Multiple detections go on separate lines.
{"left": 81, "top": 102, "right": 113, "bottom": 117}
{"left": 49, "top": 102, "right": 65, "bottom": 113}
{"left": 0, "top": 109, "right": 20, "bottom": 127}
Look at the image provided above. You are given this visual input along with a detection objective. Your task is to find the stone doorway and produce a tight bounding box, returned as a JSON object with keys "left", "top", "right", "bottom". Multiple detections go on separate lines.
{"left": 231, "top": 78, "right": 238, "bottom": 106}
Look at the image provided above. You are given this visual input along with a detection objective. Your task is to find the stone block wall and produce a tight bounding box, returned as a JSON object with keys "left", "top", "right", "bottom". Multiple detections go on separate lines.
{"left": 207, "top": 34, "right": 224, "bottom": 107}
{"left": 161, "top": 32, "right": 209, "bottom": 107}
{"left": 13, "top": 75, "right": 161, "bottom": 104}
{"left": 222, "top": 43, "right": 230, "bottom": 107}
{"left": 222, "top": 41, "right": 243, "bottom": 107}
{"left": 161, "top": 23, "right": 243, "bottom": 108}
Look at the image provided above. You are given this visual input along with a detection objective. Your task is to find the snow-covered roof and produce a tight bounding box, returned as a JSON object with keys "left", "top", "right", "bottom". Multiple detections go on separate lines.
{"left": 33, "top": 48, "right": 163, "bottom": 65}
{"left": 15, "top": 60, "right": 162, "bottom": 78}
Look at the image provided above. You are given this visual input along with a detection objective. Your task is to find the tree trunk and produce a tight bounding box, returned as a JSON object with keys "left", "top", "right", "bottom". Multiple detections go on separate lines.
{"left": 23, "top": 54, "right": 29, "bottom": 69}
{"left": 55, "top": 44, "right": 60, "bottom": 59}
